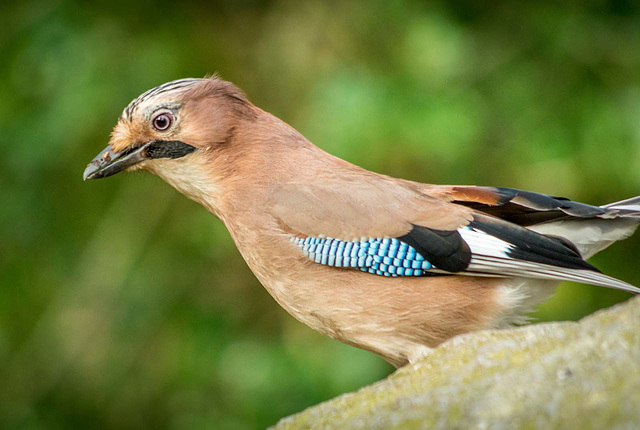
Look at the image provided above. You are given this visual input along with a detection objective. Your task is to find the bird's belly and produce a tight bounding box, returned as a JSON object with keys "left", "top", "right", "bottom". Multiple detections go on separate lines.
{"left": 251, "top": 254, "right": 528, "bottom": 366}
{"left": 228, "top": 224, "right": 558, "bottom": 367}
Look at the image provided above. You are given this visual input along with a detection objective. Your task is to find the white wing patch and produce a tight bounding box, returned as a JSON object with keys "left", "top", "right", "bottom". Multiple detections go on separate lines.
{"left": 458, "top": 226, "right": 513, "bottom": 259}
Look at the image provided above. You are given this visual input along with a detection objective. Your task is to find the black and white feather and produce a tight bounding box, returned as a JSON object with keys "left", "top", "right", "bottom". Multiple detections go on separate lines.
{"left": 456, "top": 215, "right": 640, "bottom": 293}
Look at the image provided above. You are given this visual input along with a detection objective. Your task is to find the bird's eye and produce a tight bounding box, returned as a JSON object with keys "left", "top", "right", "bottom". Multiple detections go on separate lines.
{"left": 152, "top": 112, "right": 173, "bottom": 131}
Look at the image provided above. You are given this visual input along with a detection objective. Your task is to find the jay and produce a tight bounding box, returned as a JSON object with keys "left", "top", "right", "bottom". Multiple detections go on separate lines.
{"left": 84, "top": 77, "right": 640, "bottom": 368}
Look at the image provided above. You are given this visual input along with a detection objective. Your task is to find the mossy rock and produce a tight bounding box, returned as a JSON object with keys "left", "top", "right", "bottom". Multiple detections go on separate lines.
{"left": 273, "top": 296, "right": 640, "bottom": 429}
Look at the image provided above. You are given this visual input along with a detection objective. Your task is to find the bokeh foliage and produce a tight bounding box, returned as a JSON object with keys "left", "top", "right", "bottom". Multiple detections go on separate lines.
{"left": 1, "top": 0, "right": 640, "bottom": 428}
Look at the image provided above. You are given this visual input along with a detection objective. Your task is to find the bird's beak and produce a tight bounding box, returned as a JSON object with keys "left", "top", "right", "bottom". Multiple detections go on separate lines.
{"left": 83, "top": 143, "right": 149, "bottom": 180}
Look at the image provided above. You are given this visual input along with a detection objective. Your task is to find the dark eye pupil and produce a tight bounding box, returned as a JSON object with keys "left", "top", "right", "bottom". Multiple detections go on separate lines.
{"left": 154, "top": 114, "right": 171, "bottom": 130}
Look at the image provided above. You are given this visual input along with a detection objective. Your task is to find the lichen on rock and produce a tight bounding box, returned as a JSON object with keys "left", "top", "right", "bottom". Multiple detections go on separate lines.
{"left": 272, "top": 296, "right": 640, "bottom": 430}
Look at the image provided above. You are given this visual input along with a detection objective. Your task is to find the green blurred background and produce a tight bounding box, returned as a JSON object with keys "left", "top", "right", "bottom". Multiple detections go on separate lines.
{"left": 2, "top": 0, "right": 640, "bottom": 428}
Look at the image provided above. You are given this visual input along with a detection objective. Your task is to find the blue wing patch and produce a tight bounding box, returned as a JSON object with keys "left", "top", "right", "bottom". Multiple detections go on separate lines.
{"left": 291, "top": 236, "right": 433, "bottom": 276}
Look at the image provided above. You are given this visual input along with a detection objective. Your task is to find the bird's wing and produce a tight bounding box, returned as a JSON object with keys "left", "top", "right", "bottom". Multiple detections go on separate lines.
{"left": 272, "top": 181, "right": 640, "bottom": 294}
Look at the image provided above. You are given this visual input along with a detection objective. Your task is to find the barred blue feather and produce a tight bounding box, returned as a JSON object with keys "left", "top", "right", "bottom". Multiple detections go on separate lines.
{"left": 291, "top": 236, "right": 433, "bottom": 276}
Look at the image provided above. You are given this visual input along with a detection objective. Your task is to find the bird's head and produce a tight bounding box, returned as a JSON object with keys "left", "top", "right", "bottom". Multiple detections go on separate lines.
{"left": 84, "top": 77, "right": 256, "bottom": 179}
{"left": 83, "top": 77, "right": 258, "bottom": 210}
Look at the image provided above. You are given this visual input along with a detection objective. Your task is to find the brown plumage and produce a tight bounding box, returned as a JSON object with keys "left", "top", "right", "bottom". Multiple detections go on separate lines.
{"left": 84, "top": 77, "right": 640, "bottom": 367}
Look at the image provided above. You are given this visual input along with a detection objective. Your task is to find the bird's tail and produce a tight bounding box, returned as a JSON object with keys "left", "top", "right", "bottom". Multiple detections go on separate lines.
{"left": 529, "top": 195, "right": 640, "bottom": 260}
{"left": 602, "top": 195, "right": 640, "bottom": 217}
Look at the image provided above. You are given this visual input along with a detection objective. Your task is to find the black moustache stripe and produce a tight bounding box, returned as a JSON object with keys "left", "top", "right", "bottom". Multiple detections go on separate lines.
{"left": 144, "top": 140, "right": 196, "bottom": 159}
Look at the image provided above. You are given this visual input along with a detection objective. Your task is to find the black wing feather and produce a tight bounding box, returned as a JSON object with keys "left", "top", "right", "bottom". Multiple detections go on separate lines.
{"left": 397, "top": 225, "right": 471, "bottom": 272}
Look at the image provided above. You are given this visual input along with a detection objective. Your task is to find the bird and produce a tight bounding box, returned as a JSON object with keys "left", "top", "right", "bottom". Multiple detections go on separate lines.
{"left": 84, "top": 77, "right": 640, "bottom": 368}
